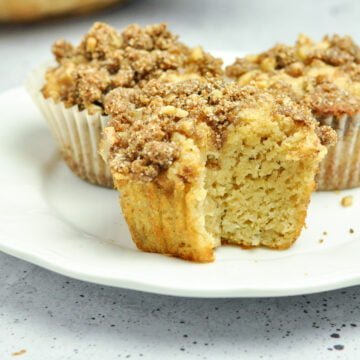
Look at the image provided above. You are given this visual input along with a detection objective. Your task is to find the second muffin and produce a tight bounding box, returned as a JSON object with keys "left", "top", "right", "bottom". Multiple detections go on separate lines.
{"left": 28, "top": 22, "right": 223, "bottom": 187}
{"left": 226, "top": 34, "right": 360, "bottom": 190}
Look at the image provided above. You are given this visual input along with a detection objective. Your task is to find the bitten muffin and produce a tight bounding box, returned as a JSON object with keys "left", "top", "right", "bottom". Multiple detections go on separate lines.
{"left": 226, "top": 34, "right": 360, "bottom": 190}
{"left": 100, "top": 78, "right": 335, "bottom": 262}
{"left": 28, "top": 22, "right": 223, "bottom": 187}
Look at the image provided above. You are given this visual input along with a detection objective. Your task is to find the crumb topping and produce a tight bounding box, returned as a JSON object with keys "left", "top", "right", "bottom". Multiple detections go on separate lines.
{"left": 42, "top": 22, "right": 223, "bottom": 114}
{"left": 310, "top": 81, "right": 360, "bottom": 116}
{"left": 315, "top": 123, "right": 337, "bottom": 146}
{"left": 226, "top": 34, "right": 360, "bottom": 117}
{"left": 103, "top": 78, "right": 335, "bottom": 182}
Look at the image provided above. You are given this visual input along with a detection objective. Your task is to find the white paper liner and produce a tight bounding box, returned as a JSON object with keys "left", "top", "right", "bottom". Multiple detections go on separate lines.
{"left": 26, "top": 64, "right": 113, "bottom": 188}
{"left": 317, "top": 113, "right": 360, "bottom": 190}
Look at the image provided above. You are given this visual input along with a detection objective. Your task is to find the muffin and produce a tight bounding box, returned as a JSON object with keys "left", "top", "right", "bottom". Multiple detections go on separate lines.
{"left": 100, "top": 77, "right": 335, "bottom": 262}
{"left": 0, "top": 0, "right": 119, "bottom": 22}
{"left": 226, "top": 34, "right": 360, "bottom": 190}
{"left": 27, "top": 22, "right": 223, "bottom": 187}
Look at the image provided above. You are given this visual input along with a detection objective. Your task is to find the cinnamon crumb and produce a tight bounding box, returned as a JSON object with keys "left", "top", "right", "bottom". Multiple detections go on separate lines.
{"left": 311, "top": 82, "right": 360, "bottom": 117}
{"left": 307, "top": 35, "right": 360, "bottom": 65}
{"left": 12, "top": 349, "right": 27, "bottom": 356}
{"left": 103, "top": 78, "right": 332, "bottom": 182}
{"left": 42, "top": 22, "right": 223, "bottom": 114}
{"left": 225, "top": 57, "right": 258, "bottom": 78}
{"left": 316, "top": 125, "right": 337, "bottom": 146}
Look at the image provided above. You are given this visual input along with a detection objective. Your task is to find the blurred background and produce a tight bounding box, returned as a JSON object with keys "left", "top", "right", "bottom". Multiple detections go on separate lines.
{"left": 1, "top": 0, "right": 360, "bottom": 91}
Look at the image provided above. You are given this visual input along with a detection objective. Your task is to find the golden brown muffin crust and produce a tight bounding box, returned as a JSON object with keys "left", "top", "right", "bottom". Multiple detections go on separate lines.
{"left": 42, "top": 22, "right": 223, "bottom": 114}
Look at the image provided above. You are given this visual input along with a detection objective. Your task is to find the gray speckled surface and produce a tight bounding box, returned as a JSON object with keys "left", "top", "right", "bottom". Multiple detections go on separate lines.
{"left": 1, "top": 0, "right": 360, "bottom": 358}
{"left": 1, "top": 253, "right": 360, "bottom": 359}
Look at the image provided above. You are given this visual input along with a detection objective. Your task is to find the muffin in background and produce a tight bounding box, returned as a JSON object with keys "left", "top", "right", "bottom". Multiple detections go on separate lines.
{"left": 27, "top": 22, "right": 223, "bottom": 187}
{"left": 226, "top": 34, "right": 360, "bottom": 190}
{"left": 100, "top": 77, "right": 335, "bottom": 262}
{"left": 0, "top": 0, "right": 120, "bottom": 22}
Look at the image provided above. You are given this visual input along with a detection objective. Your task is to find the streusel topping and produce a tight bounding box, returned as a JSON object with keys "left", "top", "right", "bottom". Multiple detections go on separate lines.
{"left": 226, "top": 34, "right": 360, "bottom": 117}
{"left": 103, "top": 78, "right": 335, "bottom": 182}
{"left": 42, "top": 22, "right": 223, "bottom": 114}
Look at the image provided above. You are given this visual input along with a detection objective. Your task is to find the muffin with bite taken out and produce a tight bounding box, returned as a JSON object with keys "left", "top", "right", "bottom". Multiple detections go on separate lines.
{"left": 100, "top": 76, "right": 335, "bottom": 262}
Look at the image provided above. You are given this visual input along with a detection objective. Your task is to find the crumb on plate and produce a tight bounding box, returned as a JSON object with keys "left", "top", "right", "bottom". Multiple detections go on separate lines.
{"left": 341, "top": 195, "right": 353, "bottom": 207}
{"left": 12, "top": 349, "right": 27, "bottom": 356}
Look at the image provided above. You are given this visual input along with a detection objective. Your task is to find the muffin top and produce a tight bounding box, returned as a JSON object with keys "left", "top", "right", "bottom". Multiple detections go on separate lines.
{"left": 226, "top": 34, "right": 360, "bottom": 117}
{"left": 101, "top": 77, "right": 336, "bottom": 183}
{"left": 42, "top": 22, "right": 223, "bottom": 114}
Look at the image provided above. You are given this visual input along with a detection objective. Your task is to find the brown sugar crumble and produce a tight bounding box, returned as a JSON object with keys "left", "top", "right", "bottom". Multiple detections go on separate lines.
{"left": 341, "top": 195, "right": 353, "bottom": 207}
{"left": 42, "top": 22, "right": 223, "bottom": 114}
{"left": 226, "top": 34, "right": 360, "bottom": 118}
{"left": 102, "top": 77, "right": 336, "bottom": 182}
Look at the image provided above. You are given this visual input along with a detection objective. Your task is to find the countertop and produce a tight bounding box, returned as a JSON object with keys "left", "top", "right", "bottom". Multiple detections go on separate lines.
{"left": 1, "top": 0, "right": 360, "bottom": 358}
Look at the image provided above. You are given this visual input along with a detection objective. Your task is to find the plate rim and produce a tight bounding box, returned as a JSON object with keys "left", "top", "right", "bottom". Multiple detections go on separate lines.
{"left": 1, "top": 238, "right": 360, "bottom": 298}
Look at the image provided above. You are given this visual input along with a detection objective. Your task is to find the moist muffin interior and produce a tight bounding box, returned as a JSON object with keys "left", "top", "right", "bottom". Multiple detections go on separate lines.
{"left": 101, "top": 78, "right": 335, "bottom": 259}
{"left": 42, "top": 22, "right": 223, "bottom": 114}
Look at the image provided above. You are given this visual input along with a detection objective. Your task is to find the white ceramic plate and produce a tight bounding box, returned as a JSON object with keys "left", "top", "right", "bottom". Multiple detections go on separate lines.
{"left": 1, "top": 52, "right": 360, "bottom": 298}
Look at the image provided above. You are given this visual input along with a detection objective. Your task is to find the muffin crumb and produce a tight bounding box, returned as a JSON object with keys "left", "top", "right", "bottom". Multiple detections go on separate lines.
{"left": 341, "top": 195, "right": 353, "bottom": 207}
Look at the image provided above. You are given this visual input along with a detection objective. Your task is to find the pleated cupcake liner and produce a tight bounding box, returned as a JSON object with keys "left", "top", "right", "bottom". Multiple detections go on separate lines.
{"left": 26, "top": 64, "right": 113, "bottom": 188}
{"left": 317, "top": 113, "right": 360, "bottom": 190}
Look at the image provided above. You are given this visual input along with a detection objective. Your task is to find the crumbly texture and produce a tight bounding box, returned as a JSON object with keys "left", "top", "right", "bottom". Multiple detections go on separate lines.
{"left": 226, "top": 34, "right": 360, "bottom": 117}
{"left": 101, "top": 78, "right": 334, "bottom": 261}
{"left": 42, "top": 22, "right": 223, "bottom": 114}
{"left": 103, "top": 78, "right": 334, "bottom": 182}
